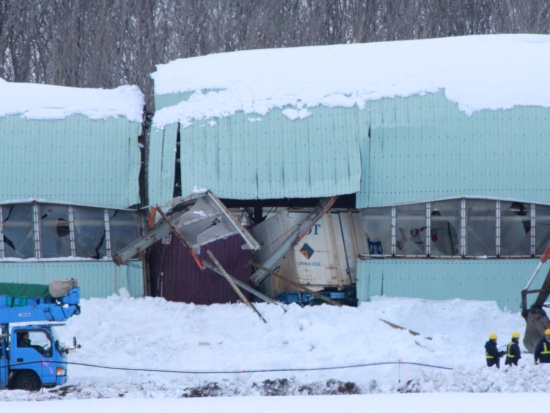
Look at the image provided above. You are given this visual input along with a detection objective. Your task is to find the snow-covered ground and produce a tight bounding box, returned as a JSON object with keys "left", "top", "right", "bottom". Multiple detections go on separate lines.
{"left": 2, "top": 291, "right": 548, "bottom": 410}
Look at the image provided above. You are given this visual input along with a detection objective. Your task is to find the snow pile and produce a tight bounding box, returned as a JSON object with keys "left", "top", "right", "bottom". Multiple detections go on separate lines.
{"left": 0, "top": 79, "right": 144, "bottom": 122}
{"left": 152, "top": 34, "right": 550, "bottom": 128}
{"left": 2, "top": 292, "right": 546, "bottom": 402}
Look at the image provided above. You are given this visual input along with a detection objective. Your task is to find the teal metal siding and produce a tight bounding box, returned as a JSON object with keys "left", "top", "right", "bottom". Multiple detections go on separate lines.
{"left": 358, "top": 91, "right": 550, "bottom": 208}
{"left": 154, "top": 92, "right": 194, "bottom": 111}
{"left": 153, "top": 90, "right": 550, "bottom": 206}
{"left": 357, "top": 259, "right": 540, "bottom": 311}
{"left": 177, "top": 107, "right": 362, "bottom": 199}
{"left": 0, "top": 114, "right": 141, "bottom": 209}
{"left": 153, "top": 87, "right": 225, "bottom": 113}
{"left": 0, "top": 261, "right": 144, "bottom": 298}
{"left": 148, "top": 124, "right": 178, "bottom": 207}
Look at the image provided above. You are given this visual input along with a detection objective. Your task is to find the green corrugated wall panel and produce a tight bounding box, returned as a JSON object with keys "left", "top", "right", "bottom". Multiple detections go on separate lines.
{"left": 358, "top": 107, "right": 371, "bottom": 205}
{"left": 154, "top": 90, "right": 223, "bottom": 111}
{"left": 125, "top": 262, "right": 146, "bottom": 297}
{"left": 148, "top": 124, "right": 178, "bottom": 206}
{"left": 0, "top": 115, "right": 141, "bottom": 209}
{"left": 357, "top": 91, "right": 550, "bottom": 208}
{"left": 179, "top": 107, "right": 362, "bottom": 199}
{"left": 0, "top": 261, "right": 144, "bottom": 298}
{"left": 285, "top": 113, "right": 306, "bottom": 197}
{"left": 263, "top": 114, "right": 280, "bottom": 196}
{"left": 154, "top": 92, "right": 194, "bottom": 111}
{"left": 155, "top": 90, "right": 550, "bottom": 205}
{"left": 232, "top": 114, "right": 258, "bottom": 198}
{"left": 357, "top": 259, "right": 542, "bottom": 311}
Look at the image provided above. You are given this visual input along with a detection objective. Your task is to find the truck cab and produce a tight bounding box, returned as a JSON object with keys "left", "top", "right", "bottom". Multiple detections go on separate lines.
{"left": 0, "top": 279, "right": 81, "bottom": 391}
{"left": 1, "top": 324, "right": 70, "bottom": 391}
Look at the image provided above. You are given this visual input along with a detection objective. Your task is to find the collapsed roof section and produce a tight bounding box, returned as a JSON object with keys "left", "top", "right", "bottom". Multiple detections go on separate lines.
{"left": 112, "top": 190, "right": 259, "bottom": 266}
{"left": 114, "top": 191, "right": 341, "bottom": 306}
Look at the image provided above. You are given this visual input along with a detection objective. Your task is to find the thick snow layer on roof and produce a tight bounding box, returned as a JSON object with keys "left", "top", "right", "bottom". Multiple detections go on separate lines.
{"left": 0, "top": 78, "right": 144, "bottom": 122}
{"left": 152, "top": 34, "right": 550, "bottom": 128}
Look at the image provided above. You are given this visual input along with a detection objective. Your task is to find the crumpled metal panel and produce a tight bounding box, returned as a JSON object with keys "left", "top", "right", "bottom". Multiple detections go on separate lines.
{"left": 169, "top": 193, "right": 258, "bottom": 250}
{"left": 112, "top": 191, "right": 259, "bottom": 265}
{"left": 151, "top": 106, "right": 362, "bottom": 201}
{"left": 148, "top": 124, "right": 178, "bottom": 207}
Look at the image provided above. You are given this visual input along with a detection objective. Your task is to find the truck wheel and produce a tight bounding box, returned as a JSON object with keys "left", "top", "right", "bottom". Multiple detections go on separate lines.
{"left": 11, "top": 371, "right": 41, "bottom": 392}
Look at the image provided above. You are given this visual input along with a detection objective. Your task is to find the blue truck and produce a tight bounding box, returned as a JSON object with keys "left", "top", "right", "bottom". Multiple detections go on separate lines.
{"left": 0, "top": 279, "right": 81, "bottom": 391}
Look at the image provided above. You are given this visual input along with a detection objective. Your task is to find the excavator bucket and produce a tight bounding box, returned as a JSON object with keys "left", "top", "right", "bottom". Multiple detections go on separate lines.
{"left": 522, "top": 304, "right": 550, "bottom": 354}
{"left": 521, "top": 244, "right": 550, "bottom": 353}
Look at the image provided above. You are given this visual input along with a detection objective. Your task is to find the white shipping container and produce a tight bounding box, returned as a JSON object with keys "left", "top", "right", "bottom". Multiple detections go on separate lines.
{"left": 252, "top": 209, "right": 367, "bottom": 298}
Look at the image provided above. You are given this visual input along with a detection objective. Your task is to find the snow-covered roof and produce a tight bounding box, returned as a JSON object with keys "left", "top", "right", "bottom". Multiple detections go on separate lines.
{"left": 152, "top": 34, "right": 550, "bottom": 128}
{"left": 0, "top": 78, "right": 144, "bottom": 122}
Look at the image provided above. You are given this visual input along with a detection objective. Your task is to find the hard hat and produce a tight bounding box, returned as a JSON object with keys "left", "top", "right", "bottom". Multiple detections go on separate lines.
{"left": 512, "top": 331, "right": 520, "bottom": 339}
{"left": 489, "top": 333, "right": 497, "bottom": 340}
{"left": 545, "top": 329, "right": 550, "bottom": 336}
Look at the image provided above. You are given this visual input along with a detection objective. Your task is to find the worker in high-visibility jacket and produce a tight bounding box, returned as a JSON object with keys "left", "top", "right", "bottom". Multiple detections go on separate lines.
{"left": 505, "top": 331, "right": 521, "bottom": 366}
{"left": 485, "top": 333, "right": 505, "bottom": 368}
{"left": 534, "top": 329, "right": 550, "bottom": 365}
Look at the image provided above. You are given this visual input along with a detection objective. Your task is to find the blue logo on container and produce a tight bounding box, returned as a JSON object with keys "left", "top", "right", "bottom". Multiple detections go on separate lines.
{"left": 300, "top": 243, "right": 314, "bottom": 260}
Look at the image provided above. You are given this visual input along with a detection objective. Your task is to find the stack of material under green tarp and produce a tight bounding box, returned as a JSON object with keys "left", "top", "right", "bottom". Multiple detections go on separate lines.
{"left": 0, "top": 282, "right": 52, "bottom": 298}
